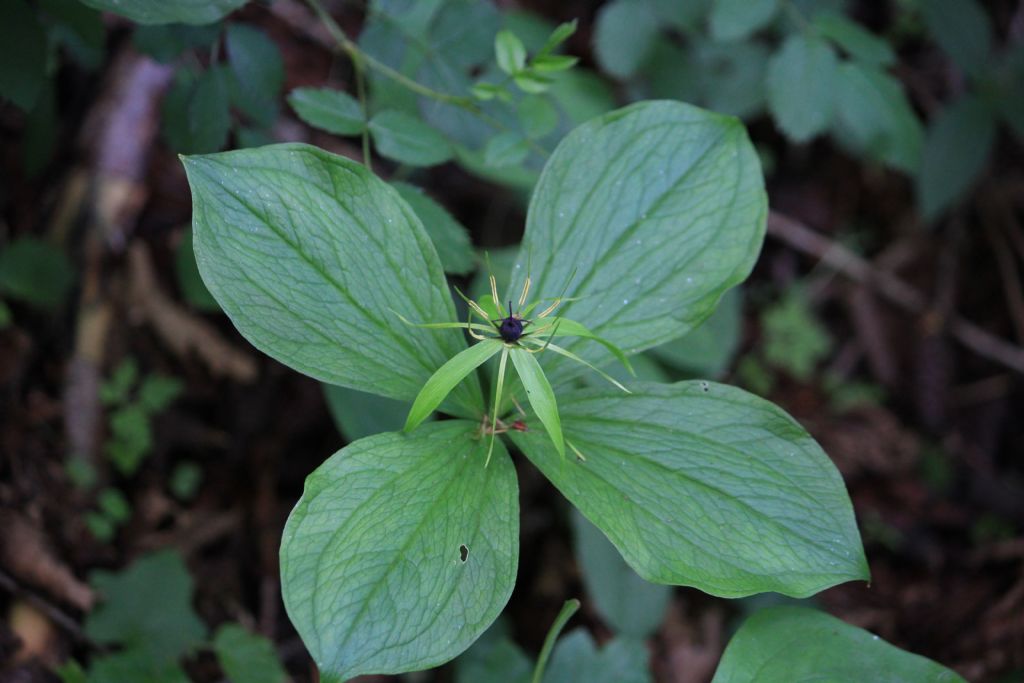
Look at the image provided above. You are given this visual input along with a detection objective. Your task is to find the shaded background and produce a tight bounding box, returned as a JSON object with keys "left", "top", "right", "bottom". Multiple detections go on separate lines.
{"left": 1, "top": 0, "right": 1022, "bottom": 681}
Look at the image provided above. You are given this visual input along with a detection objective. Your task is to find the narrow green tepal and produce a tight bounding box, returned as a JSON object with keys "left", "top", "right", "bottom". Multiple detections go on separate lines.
{"left": 180, "top": 144, "right": 482, "bottom": 418}
{"left": 280, "top": 422, "right": 519, "bottom": 681}
{"left": 405, "top": 339, "right": 503, "bottom": 432}
{"left": 509, "top": 382, "right": 869, "bottom": 598}
{"left": 510, "top": 347, "right": 564, "bottom": 458}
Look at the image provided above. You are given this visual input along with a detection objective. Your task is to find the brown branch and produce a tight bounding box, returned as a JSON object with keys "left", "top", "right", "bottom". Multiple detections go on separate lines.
{"left": 766, "top": 211, "right": 1024, "bottom": 375}
{"left": 127, "top": 243, "right": 259, "bottom": 382}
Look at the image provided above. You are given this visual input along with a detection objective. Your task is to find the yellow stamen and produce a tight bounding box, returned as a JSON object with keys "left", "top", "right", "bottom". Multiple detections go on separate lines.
{"left": 518, "top": 276, "right": 531, "bottom": 309}
{"left": 489, "top": 275, "right": 499, "bottom": 311}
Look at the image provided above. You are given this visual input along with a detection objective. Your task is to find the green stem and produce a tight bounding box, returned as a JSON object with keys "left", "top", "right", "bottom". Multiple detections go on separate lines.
{"left": 531, "top": 599, "right": 580, "bottom": 683}
{"left": 305, "top": 0, "right": 550, "bottom": 159}
{"left": 782, "top": 0, "right": 810, "bottom": 31}
{"left": 351, "top": 49, "right": 372, "bottom": 167}
{"left": 306, "top": 0, "right": 475, "bottom": 107}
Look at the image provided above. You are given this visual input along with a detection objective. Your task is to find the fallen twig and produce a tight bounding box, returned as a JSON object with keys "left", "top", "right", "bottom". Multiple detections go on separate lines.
{"left": 767, "top": 211, "right": 1024, "bottom": 375}
{"left": 127, "top": 243, "right": 258, "bottom": 382}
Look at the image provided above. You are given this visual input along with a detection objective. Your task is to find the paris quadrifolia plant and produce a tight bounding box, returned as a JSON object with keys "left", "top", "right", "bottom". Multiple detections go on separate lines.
{"left": 397, "top": 262, "right": 635, "bottom": 467}
{"left": 183, "top": 100, "right": 876, "bottom": 681}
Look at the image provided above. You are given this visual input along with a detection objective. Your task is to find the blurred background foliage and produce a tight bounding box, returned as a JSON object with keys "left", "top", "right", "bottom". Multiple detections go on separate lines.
{"left": 1, "top": 0, "right": 1023, "bottom": 681}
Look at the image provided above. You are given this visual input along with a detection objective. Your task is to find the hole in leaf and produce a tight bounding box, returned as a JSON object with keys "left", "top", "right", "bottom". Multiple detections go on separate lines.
{"left": 459, "top": 544, "right": 469, "bottom": 562}
{"left": 700, "top": 381, "right": 709, "bottom": 392}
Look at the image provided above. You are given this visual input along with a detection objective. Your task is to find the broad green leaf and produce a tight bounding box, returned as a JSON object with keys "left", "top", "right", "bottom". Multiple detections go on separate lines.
{"left": 709, "top": 0, "right": 779, "bottom": 42}
{"left": 508, "top": 101, "right": 766, "bottom": 388}
{"left": 509, "top": 382, "right": 869, "bottom": 598}
{"left": 588, "top": 353, "right": 667, "bottom": 390}
{"left": 651, "top": 287, "right": 741, "bottom": 379}
{"left": 495, "top": 30, "right": 527, "bottom": 74}
{"left": 548, "top": 69, "right": 616, "bottom": 125}
{"left": 79, "top": 0, "right": 246, "bottom": 25}
{"left": 85, "top": 550, "right": 206, "bottom": 661}
{"left": 85, "top": 651, "right": 191, "bottom": 683}
{"left": 133, "top": 23, "right": 221, "bottom": 63}
{"left": 391, "top": 182, "right": 475, "bottom": 275}
{"left": 484, "top": 131, "right": 531, "bottom": 167}
{"left": 226, "top": 24, "right": 284, "bottom": 128}
{"left": 182, "top": 144, "right": 482, "bottom": 415}
{"left": 645, "top": 38, "right": 768, "bottom": 119}
{"left": 996, "top": 45, "right": 1024, "bottom": 141}
{"left": 593, "top": 0, "right": 659, "bottom": 79}
{"left": 323, "top": 383, "right": 413, "bottom": 441}
{"left": 161, "top": 69, "right": 197, "bottom": 150}
{"left": 162, "top": 67, "right": 231, "bottom": 153}
{"left": 917, "top": 94, "right": 996, "bottom": 221}
{"left": 712, "top": 607, "right": 967, "bottom": 682}
{"left": 288, "top": 87, "right": 365, "bottom": 136}
{"left": 767, "top": 34, "right": 838, "bottom": 142}
{"left": 648, "top": 0, "right": 712, "bottom": 31}
{"left": 535, "top": 317, "right": 633, "bottom": 373}
{"left": 280, "top": 422, "right": 519, "bottom": 681}
{"left": 831, "top": 63, "right": 923, "bottom": 174}
{"left": 920, "top": 0, "right": 992, "bottom": 80}
{"left": 369, "top": 110, "right": 454, "bottom": 166}
{"left": 213, "top": 624, "right": 287, "bottom": 683}
{"left": 510, "top": 347, "right": 564, "bottom": 458}
{"left": 813, "top": 12, "right": 895, "bottom": 67}
{"left": 39, "top": 0, "right": 106, "bottom": 70}
{"left": 0, "top": 0, "right": 47, "bottom": 111}
{"left": 517, "top": 96, "right": 559, "bottom": 138}
{"left": 0, "top": 238, "right": 74, "bottom": 309}
{"left": 503, "top": 10, "right": 557, "bottom": 53}
{"left": 572, "top": 510, "right": 671, "bottom": 638}
{"left": 696, "top": 40, "right": 769, "bottom": 119}
{"left": 24, "top": 80, "right": 58, "bottom": 178}
{"left": 235, "top": 126, "right": 274, "bottom": 148}
{"left": 402, "top": 1, "right": 504, "bottom": 153}
{"left": 174, "top": 227, "right": 219, "bottom": 311}
{"left": 190, "top": 66, "right": 232, "bottom": 153}
{"left": 405, "top": 339, "right": 501, "bottom": 431}
{"left": 543, "top": 630, "right": 650, "bottom": 683}
{"left": 457, "top": 635, "right": 531, "bottom": 683}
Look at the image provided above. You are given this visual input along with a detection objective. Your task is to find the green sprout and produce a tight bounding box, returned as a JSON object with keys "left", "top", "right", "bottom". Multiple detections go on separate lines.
{"left": 397, "top": 271, "right": 632, "bottom": 465}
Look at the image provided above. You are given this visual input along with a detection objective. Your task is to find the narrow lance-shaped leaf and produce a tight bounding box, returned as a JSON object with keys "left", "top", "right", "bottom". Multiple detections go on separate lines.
{"left": 510, "top": 347, "right": 564, "bottom": 458}
{"left": 405, "top": 339, "right": 503, "bottom": 432}
{"left": 509, "top": 382, "right": 868, "bottom": 598}
{"left": 507, "top": 100, "right": 766, "bottom": 388}
{"left": 712, "top": 607, "right": 967, "bottom": 682}
{"left": 280, "top": 421, "right": 519, "bottom": 681}
{"left": 182, "top": 144, "right": 482, "bottom": 415}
